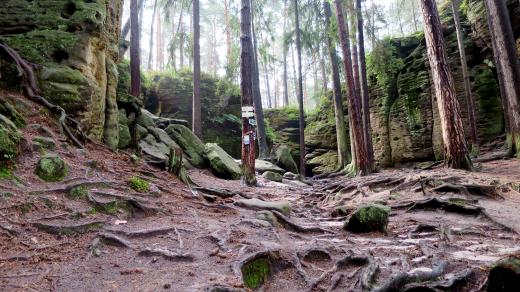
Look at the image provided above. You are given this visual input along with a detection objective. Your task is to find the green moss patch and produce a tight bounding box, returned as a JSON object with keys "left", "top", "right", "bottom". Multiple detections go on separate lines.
{"left": 344, "top": 204, "right": 390, "bottom": 233}
{"left": 35, "top": 154, "right": 68, "bottom": 182}
{"left": 129, "top": 176, "right": 150, "bottom": 193}
{"left": 242, "top": 257, "right": 271, "bottom": 289}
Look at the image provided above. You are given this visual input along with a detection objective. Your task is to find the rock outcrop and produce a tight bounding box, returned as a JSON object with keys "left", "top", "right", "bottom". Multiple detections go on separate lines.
{"left": 0, "top": 0, "right": 123, "bottom": 147}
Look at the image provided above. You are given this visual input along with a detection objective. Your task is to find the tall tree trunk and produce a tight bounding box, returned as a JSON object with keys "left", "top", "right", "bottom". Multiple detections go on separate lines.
{"left": 121, "top": 0, "right": 145, "bottom": 41}
{"left": 251, "top": 4, "right": 269, "bottom": 159}
{"left": 130, "top": 0, "right": 141, "bottom": 98}
{"left": 291, "top": 44, "right": 298, "bottom": 104}
{"left": 148, "top": 0, "right": 158, "bottom": 70}
{"left": 484, "top": 0, "right": 520, "bottom": 156}
{"left": 452, "top": 0, "right": 478, "bottom": 149}
{"left": 347, "top": 0, "right": 361, "bottom": 96}
{"left": 421, "top": 0, "right": 472, "bottom": 169}
{"left": 283, "top": 0, "right": 290, "bottom": 106}
{"left": 157, "top": 11, "right": 163, "bottom": 70}
{"left": 357, "top": 0, "right": 375, "bottom": 168}
{"left": 411, "top": 0, "right": 419, "bottom": 31}
{"left": 192, "top": 0, "right": 202, "bottom": 137}
{"left": 240, "top": 0, "right": 257, "bottom": 186}
{"left": 180, "top": 19, "right": 185, "bottom": 69}
{"left": 319, "top": 48, "right": 328, "bottom": 93}
{"left": 294, "top": 0, "right": 306, "bottom": 176}
{"left": 334, "top": 0, "right": 370, "bottom": 175}
{"left": 324, "top": 1, "right": 350, "bottom": 169}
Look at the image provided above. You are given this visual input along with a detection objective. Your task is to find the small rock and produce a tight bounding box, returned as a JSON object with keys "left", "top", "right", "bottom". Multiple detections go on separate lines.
{"left": 343, "top": 204, "right": 390, "bottom": 233}
{"left": 255, "top": 159, "right": 285, "bottom": 174}
{"left": 235, "top": 198, "right": 291, "bottom": 215}
{"left": 35, "top": 154, "right": 68, "bottom": 182}
{"left": 283, "top": 172, "right": 299, "bottom": 180}
{"left": 262, "top": 171, "right": 283, "bottom": 182}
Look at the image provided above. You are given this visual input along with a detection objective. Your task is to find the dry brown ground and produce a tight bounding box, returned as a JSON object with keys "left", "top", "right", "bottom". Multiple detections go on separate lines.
{"left": 1, "top": 97, "right": 519, "bottom": 291}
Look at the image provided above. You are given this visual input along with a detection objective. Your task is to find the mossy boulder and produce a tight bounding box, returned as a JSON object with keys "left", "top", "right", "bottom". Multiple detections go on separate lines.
{"left": 255, "top": 159, "right": 285, "bottom": 174}
{"left": 262, "top": 171, "right": 283, "bottom": 183}
{"left": 205, "top": 143, "right": 241, "bottom": 180}
{"left": 0, "top": 114, "right": 21, "bottom": 163}
{"left": 35, "top": 154, "right": 68, "bottom": 182}
{"left": 235, "top": 198, "right": 291, "bottom": 215}
{"left": 137, "top": 109, "right": 156, "bottom": 129}
{"left": 344, "top": 204, "right": 390, "bottom": 233}
{"left": 488, "top": 256, "right": 520, "bottom": 292}
{"left": 0, "top": 99, "right": 26, "bottom": 128}
{"left": 167, "top": 125, "right": 206, "bottom": 168}
{"left": 118, "top": 110, "right": 131, "bottom": 149}
{"left": 273, "top": 145, "right": 299, "bottom": 174}
{"left": 308, "top": 151, "right": 338, "bottom": 175}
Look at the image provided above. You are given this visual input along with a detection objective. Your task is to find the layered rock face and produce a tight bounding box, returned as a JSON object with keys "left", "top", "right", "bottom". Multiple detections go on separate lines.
{"left": 0, "top": 0, "right": 123, "bottom": 146}
{"left": 267, "top": 0, "right": 519, "bottom": 174}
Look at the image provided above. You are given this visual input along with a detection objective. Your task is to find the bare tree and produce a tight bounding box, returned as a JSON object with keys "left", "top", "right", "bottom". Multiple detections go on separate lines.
{"left": 192, "top": 0, "right": 202, "bottom": 137}
{"left": 294, "top": 0, "right": 306, "bottom": 177}
{"left": 130, "top": 0, "right": 141, "bottom": 98}
{"left": 147, "top": 0, "right": 158, "bottom": 70}
{"left": 421, "top": 0, "right": 472, "bottom": 169}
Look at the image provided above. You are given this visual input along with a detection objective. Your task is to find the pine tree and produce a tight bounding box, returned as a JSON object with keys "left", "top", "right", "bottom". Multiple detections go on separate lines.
{"left": 294, "top": 0, "right": 306, "bottom": 177}
{"left": 421, "top": 0, "right": 472, "bottom": 169}
{"left": 192, "top": 0, "right": 202, "bottom": 137}
{"left": 240, "top": 0, "right": 257, "bottom": 186}
{"left": 130, "top": 0, "right": 141, "bottom": 98}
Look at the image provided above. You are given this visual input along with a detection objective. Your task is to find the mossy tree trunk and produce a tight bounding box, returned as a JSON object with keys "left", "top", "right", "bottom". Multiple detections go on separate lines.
{"left": 484, "top": 0, "right": 520, "bottom": 157}
{"left": 130, "top": 0, "right": 141, "bottom": 98}
{"left": 334, "top": 0, "right": 370, "bottom": 176}
{"left": 294, "top": 0, "right": 306, "bottom": 177}
{"left": 251, "top": 4, "right": 270, "bottom": 159}
{"left": 357, "top": 0, "right": 375, "bottom": 168}
{"left": 324, "top": 1, "right": 350, "bottom": 169}
{"left": 192, "top": 0, "right": 202, "bottom": 137}
{"left": 452, "top": 0, "right": 478, "bottom": 151}
{"left": 240, "top": 0, "right": 257, "bottom": 186}
{"left": 421, "top": 0, "right": 472, "bottom": 170}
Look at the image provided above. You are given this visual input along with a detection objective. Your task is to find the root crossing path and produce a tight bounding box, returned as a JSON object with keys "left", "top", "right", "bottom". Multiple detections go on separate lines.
{"left": 2, "top": 133, "right": 520, "bottom": 291}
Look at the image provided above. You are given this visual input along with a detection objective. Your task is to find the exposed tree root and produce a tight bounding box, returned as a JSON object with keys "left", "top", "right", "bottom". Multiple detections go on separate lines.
{"left": 0, "top": 43, "right": 85, "bottom": 148}
{"left": 432, "top": 183, "right": 500, "bottom": 198}
{"left": 393, "top": 198, "right": 484, "bottom": 216}
{"left": 271, "top": 210, "right": 333, "bottom": 234}
{"left": 371, "top": 261, "right": 447, "bottom": 292}
{"left": 402, "top": 268, "right": 474, "bottom": 291}
{"left": 96, "top": 232, "right": 134, "bottom": 249}
{"left": 309, "top": 253, "right": 372, "bottom": 291}
{"left": 30, "top": 181, "right": 115, "bottom": 195}
{"left": 194, "top": 186, "right": 248, "bottom": 199}
{"left": 104, "top": 226, "right": 176, "bottom": 238}
{"left": 361, "top": 259, "right": 380, "bottom": 291}
{"left": 138, "top": 247, "right": 193, "bottom": 261}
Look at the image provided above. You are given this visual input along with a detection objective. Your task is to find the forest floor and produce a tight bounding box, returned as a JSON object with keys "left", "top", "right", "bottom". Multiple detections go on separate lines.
{"left": 1, "top": 100, "right": 520, "bottom": 291}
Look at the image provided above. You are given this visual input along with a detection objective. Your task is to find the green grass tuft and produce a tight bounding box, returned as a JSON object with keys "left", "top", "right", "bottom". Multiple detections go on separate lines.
{"left": 129, "top": 176, "right": 150, "bottom": 193}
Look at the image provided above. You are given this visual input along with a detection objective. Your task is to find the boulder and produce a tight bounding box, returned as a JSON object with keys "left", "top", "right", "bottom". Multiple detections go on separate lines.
{"left": 137, "top": 109, "right": 156, "bottom": 129}
{"left": 139, "top": 135, "right": 168, "bottom": 161}
{"left": 283, "top": 172, "right": 299, "bottom": 180}
{"left": 488, "top": 256, "right": 520, "bottom": 292}
{"left": 262, "top": 171, "right": 283, "bottom": 183}
{"left": 166, "top": 124, "right": 206, "bottom": 168}
{"left": 205, "top": 143, "right": 241, "bottom": 180}
{"left": 118, "top": 110, "right": 131, "bottom": 149}
{"left": 149, "top": 127, "right": 180, "bottom": 150}
{"left": 35, "top": 154, "right": 68, "bottom": 182}
{"left": 0, "top": 99, "right": 25, "bottom": 128}
{"left": 235, "top": 198, "right": 291, "bottom": 215}
{"left": 274, "top": 145, "right": 299, "bottom": 174}
{"left": 136, "top": 124, "right": 149, "bottom": 142}
{"left": 344, "top": 204, "right": 390, "bottom": 233}
{"left": 255, "top": 159, "right": 285, "bottom": 174}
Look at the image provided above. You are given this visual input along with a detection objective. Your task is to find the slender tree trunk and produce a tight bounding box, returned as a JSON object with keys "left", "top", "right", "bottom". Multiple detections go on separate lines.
{"left": 121, "top": 0, "right": 145, "bottom": 41}
{"left": 324, "top": 1, "right": 350, "bottom": 169}
{"left": 411, "top": 0, "right": 419, "bottom": 31}
{"left": 180, "top": 19, "right": 185, "bottom": 68}
{"left": 224, "top": 0, "right": 232, "bottom": 73}
{"left": 484, "top": 0, "right": 520, "bottom": 156}
{"left": 319, "top": 48, "right": 328, "bottom": 93}
{"left": 283, "top": 0, "right": 289, "bottom": 106}
{"left": 264, "top": 61, "right": 273, "bottom": 108}
{"left": 251, "top": 4, "right": 269, "bottom": 159}
{"left": 421, "top": 0, "right": 472, "bottom": 169}
{"left": 148, "top": 0, "right": 158, "bottom": 70}
{"left": 452, "top": 0, "right": 478, "bottom": 149}
{"left": 130, "top": 0, "right": 141, "bottom": 98}
{"left": 240, "top": 0, "right": 257, "bottom": 186}
{"left": 157, "top": 11, "right": 163, "bottom": 70}
{"left": 192, "top": 0, "right": 202, "bottom": 137}
{"left": 334, "top": 0, "right": 370, "bottom": 175}
{"left": 357, "top": 0, "right": 375, "bottom": 168}
{"left": 347, "top": 0, "right": 361, "bottom": 96}
{"left": 294, "top": 0, "right": 306, "bottom": 176}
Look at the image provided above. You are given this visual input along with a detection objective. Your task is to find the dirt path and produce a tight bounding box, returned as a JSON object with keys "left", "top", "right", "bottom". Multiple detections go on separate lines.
{"left": 1, "top": 108, "right": 520, "bottom": 291}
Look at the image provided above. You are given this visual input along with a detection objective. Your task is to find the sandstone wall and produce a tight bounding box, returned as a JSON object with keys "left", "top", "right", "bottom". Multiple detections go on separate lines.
{"left": 0, "top": 0, "right": 123, "bottom": 147}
